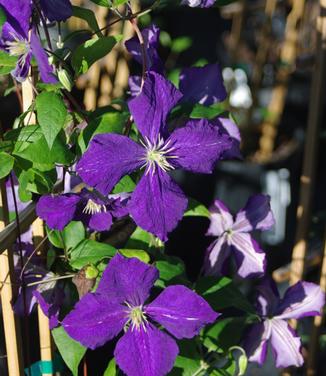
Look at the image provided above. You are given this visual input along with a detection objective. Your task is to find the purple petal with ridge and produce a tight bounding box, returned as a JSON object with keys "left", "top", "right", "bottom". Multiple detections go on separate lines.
{"left": 114, "top": 324, "right": 178, "bottom": 376}
{"left": 204, "top": 235, "right": 232, "bottom": 276}
{"left": 244, "top": 321, "right": 272, "bottom": 366}
{"left": 206, "top": 199, "right": 234, "bottom": 237}
{"left": 270, "top": 319, "right": 303, "bottom": 368}
{"left": 31, "top": 29, "right": 57, "bottom": 84}
{"left": 39, "top": 0, "right": 72, "bottom": 22}
{"left": 179, "top": 63, "right": 226, "bottom": 105}
{"left": 36, "top": 194, "right": 80, "bottom": 231}
{"left": 146, "top": 285, "right": 218, "bottom": 339}
{"left": 77, "top": 133, "right": 144, "bottom": 196}
{"left": 233, "top": 194, "right": 275, "bottom": 233}
{"left": 97, "top": 254, "right": 159, "bottom": 306}
{"left": 128, "top": 72, "right": 182, "bottom": 142}
{"left": 62, "top": 293, "right": 127, "bottom": 350}
{"left": 231, "top": 233, "right": 266, "bottom": 278}
{"left": 168, "top": 119, "right": 232, "bottom": 173}
{"left": 0, "top": 0, "right": 31, "bottom": 39}
{"left": 275, "top": 281, "right": 325, "bottom": 320}
{"left": 129, "top": 169, "right": 188, "bottom": 241}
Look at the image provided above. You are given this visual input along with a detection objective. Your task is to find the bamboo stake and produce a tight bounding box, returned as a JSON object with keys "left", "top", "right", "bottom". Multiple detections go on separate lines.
{"left": 0, "top": 182, "right": 25, "bottom": 376}
{"left": 256, "top": 0, "right": 306, "bottom": 161}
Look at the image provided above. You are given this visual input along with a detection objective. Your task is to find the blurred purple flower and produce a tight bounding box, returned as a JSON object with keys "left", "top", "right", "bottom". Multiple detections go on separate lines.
{"left": 36, "top": 188, "right": 130, "bottom": 232}
{"left": 182, "top": 0, "right": 215, "bottom": 7}
{"left": 205, "top": 194, "right": 275, "bottom": 278}
{"left": 63, "top": 254, "right": 218, "bottom": 376}
{"left": 244, "top": 279, "right": 325, "bottom": 368}
{"left": 0, "top": 0, "right": 57, "bottom": 82}
{"left": 38, "top": 0, "right": 72, "bottom": 22}
{"left": 77, "top": 72, "right": 232, "bottom": 240}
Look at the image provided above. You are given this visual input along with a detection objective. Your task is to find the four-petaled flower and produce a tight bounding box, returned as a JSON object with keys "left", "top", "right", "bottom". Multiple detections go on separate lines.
{"left": 63, "top": 254, "right": 218, "bottom": 376}
{"left": 244, "top": 279, "right": 325, "bottom": 368}
{"left": 36, "top": 188, "right": 129, "bottom": 232}
{"left": 205, "top": 194, "right": 275, "bottom": 278}
{"left": 77, "top": 72, "right": 232, "bottom": 240}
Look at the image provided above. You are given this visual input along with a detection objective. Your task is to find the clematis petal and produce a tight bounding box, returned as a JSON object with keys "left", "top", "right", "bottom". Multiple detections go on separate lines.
{"left": 204, "top": 235, "right": 232, "bottom": 276}
{"left": 146, "top": 285, "right": 218, "bottom": 339}
{"left": 31, "top": 29, "right": 57, "bottom": 83}
{"left": 62, "top": 293, "right": 127, "bottom": 350}
{"left": 129, "top": 169, "right": 188, "bottom": 241}
{"left": 270, "top": 319, "right": 303, "bottom": 368}
{"left": 255, "top": 278, "right": 280, "bottom": 317}
{"left": 206, "top": 199, "right": 234, "bottom": 237}
{"left": 275, "top": 281, "right": 325, "bottom": 320}
{"left": 39, "top": 0, "right": 72, "bottom": 22}
{"left": 96, "top": 254, "right": 159, "bottom": 306}
{"left": 129, "top": 75, "right": 142, "bottom": 97}
{"left": 10, "top": 51, "right": 32, "bottom": 82}
{"left": 213, "top": 117, "right": 242, "bottom": 159}
{"left": 168, "top": 119, "right": 232, "bottom": 173}
{"left": 128, "top": 72, "right": 183, "bottom": 142}
{"left": 88, "top": 211, "right": 113, "bottom": 232}
{"left": 0, "top": 0, "right": 31, "bottom": 39}
{"left": 33, "top": 287, "right": 65, "bottom": 329}
{"left": 231, "top": 233, "right": 266, "bottom": 278}
{"left": 233, "top": 194, "right": 275, "bottom": 233}
{"left": 179, "top": 63, "right": 227, "bottom": 105}
{"left": 77, "top": 133, "right": 144, "bottom": 196}
{"left": 36, "top": 194, "right": 80, "bottom": 231}
{"left": 125, "top": 24, "right": 163, "bottom": 73}
{"left": 244, "top": 321, "right": 272, "bottom": 366}
{"left": 182, "top": 0, "right": 216, "bottom": 7}
{"left": 114, "top": 324, "right": 179, "bottom": 376}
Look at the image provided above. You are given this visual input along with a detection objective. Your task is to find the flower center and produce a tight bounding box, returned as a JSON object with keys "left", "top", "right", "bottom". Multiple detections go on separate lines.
{"left": 82, "top": 199, "right": 106, "bottom": 215}
{"left": 140, "top": 136, "right": 177, "bottom": 175}
{"left": 5, "top": 33, "right": 30, "bottom": 65}
{"left": 126, "top": 304, "right": 148, "bottom": 331}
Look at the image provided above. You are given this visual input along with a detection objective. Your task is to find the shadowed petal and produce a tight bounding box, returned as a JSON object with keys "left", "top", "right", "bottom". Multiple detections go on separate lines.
{"left": 36, "top": 194, "right": 80, "bottom": 230}
{"left": 77, "top": 133, "right": 144, "bottom": 196}
{"left": 129, "top": 169, "right": 188, "bottom": 241}
{"left": 168, "top": 119, "right": 231, "bottom": 173}
{"left": 88, "top": 211, "right": 113, "bottom": 232}
{"left": 255, "top": 278, "right": 280, "bottom": 317}
{"left": 213, "top": 117, "right": 242, "bottom": 159}
{"left": 39, "top": 0, "right": 72, "bottom": 22}
{"left": 204, "top": 235, "right": 232, "bottom": 276}
{"left": 128, "top": 72, "right": 183, "bottom": 142}
{"left": 206, "top": 199, "right": 234, "bottom": 237}
{"left": 244, "top": 321, "right": 272, "bottom": 366}
{"left": 114, "top": 324, "right": 179, "bottom": 376}
{"left": 31, "top": 29, "right": 57, "bottom": 83}
{"left": 129, "top": 75, "right": 142, "bottom": 97}
{"left": 231, "top": 233, "right": 266, "bottom": 278}
{"left": 179, "top": 63, "right": 226, "bottom": 105}
{"left": 275, "top": 281, "right": 325, "bottom": 320}
{"left": 270, "top": 319, "right": 303, "bottom": 368}
{"left": 97, "top": 254, "right": 159, "bottom": 306}
{"left": 62, "top": 293, "right": 127, "bottom": 350}
{"left": 146, "top": 285, "right": 218, "bottom": 339}
{"left": 233, "top": 194, "right": 275, "bottom": 233}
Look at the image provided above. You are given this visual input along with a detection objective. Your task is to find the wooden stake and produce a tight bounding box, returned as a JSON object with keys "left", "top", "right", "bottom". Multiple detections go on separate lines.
{"left": 0, "top": 182, "right": 25, "bottom": 376}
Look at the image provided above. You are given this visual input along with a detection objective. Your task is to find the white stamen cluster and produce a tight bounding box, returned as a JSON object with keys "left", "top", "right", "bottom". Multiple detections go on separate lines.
{"left": 82, "top": 199, "right": 106, "bottom": 215}
{"left": 125, "top": 302, "right": 148, "bottom": 332}
{"left": 5, "top": 32, "right": 30, "bottom": 67}
{"left": 140, "top": 136, "right": 178, "bottom": 175}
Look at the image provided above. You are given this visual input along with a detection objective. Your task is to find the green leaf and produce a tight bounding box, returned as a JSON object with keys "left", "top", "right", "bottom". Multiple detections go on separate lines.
{"left": 0, "top": 50, "right": 17, "bottom": 75}
{"left": 72, "top": 35, "right": 121, "bottom": 75}
{"left": 70, "top": 239, "right": 116, "bottom": 269}
{"left": 4, "top": 125, "right": 43, "bottom": 144}
{"left": 155, "top": 257, "right": 186, "bottom": 288}
{"left": 62, "top": 221, "right": 86, "bottom": 250}
{"left": 184, "top": 198, "right": 210, "bottom": 218}
{"left": 89, "top": 0, "right": 111, "bottom": 6}
{"left": 0, "top": 6, "right": 6, "bottom": 33}
{"left": 190, "top": 102, "right": 226, "bottom": 119}
{"left": 171, "top": 36, "right": 192, "bottom": 53}
{"left": 52, "top": 326, "right": 86, "bottom": 376}
{"left": 195, "top": 277, "right": 255, "bottom": 314}
{"left": 170, "top": 340, "right": 201, "bottom": 376}
{"left": 112, "top": 175, "right": 135, "bottom": 194}
{"left": 125, "top": 227, "right": 153, "bottom": 250}
{"left": 103, "top": 358, "right": 116, "bottom": 376}
{"left": 119, "top": 249, "right": 150, "bottom": 263}
{"left": 36, "top": 92, "right": 68, "bottom": 148}
{"left": 0, "top": 152, "right": 14, "bottom": 179}
{"left": 46, "top": 226, "right": 64, "bottom": 248}
{"left": 72, "top": 6, "right": 103, "bottom": 37}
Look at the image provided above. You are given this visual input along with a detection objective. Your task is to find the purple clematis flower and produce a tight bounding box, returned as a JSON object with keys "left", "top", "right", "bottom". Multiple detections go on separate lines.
{"left": 205, "top": 194, "right": 275, "bottom": 278}
{"left": 38, "top": 0, "right": 73, "bottom": 22}
{"left": 182, "top": 0, "right": 215, "bottom": 7}
{"left": 0, "top": 0, "right": 56, "bottom": 82}
{"left": 77, "top": 72, "right": 232, "bottom": 240}
{"left": 63, "top": 254, "right": 218, "bottom": 376}
{"left": 244, "top": 279, "right": 325, "bottom": 368}
{"left": 36, "top": 188, "right": 129, "bottom": 232}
